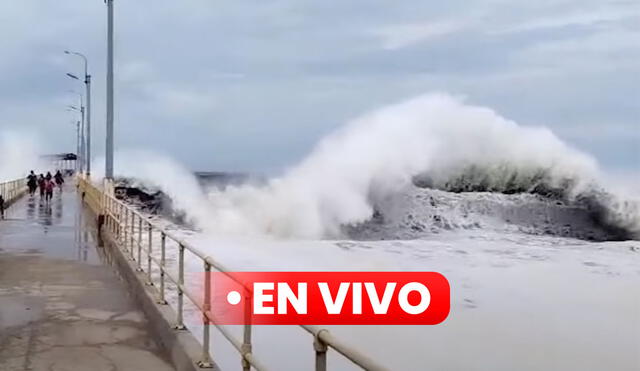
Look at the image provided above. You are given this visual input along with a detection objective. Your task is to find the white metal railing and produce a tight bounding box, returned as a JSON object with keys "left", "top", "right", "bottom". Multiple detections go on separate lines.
{"left": 77, "top": 176, "right": 389, "bottom": 371}
{"left": 0, "top": 178, "right": 27, "bottom": 208}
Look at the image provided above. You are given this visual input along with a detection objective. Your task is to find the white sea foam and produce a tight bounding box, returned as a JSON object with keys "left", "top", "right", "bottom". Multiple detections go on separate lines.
{"left": 98, "top": 93, "right": 639, "bottom": 239}
{"left": 93, "top": 94, "right": 639, "bottom": 370}
{"left": 198, "top": 93, "right": 629, "bottom": 238}
{"left": 0, "top": 130, "right": 46, "bottom": 182}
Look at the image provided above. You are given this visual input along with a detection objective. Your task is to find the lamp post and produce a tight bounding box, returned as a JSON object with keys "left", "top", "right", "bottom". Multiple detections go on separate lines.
{"left": 105, "top": 0, "right": 115, "bottom": 180}
{"left": 66, "top": 114, "right": 80, "bottom": 170}
{"left": 75, "top": 121, "right": 80, "bottom": 172}
{"left": 67, "top": 100, "right": 85, "bottom": 173}
{"left": 64, "top": 117, "right": 81, "bottom": 173}
{"left": 65, "top": 51, "right": 91, "bottom": 175}
{"left": 69, "top": 120, "right": 81, "bottom": 173}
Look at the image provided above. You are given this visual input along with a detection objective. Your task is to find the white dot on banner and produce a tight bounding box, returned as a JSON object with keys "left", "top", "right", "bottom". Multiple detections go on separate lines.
{"left": 227, "top": 291, "right": 241, "bottom": 305}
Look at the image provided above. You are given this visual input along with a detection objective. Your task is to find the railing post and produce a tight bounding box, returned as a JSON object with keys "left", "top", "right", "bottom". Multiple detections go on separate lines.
{"left": 112, "top": 199, "right": 116, "bottom": 233}
{"left": 241, "top": 287, "right": 252, "bottom": 371}
{"left": 119, "top": 202, "right": 122, "bottom": 241}
{"left": 113, "top": 199, "right": 117, "bottom": 234}
{"left": 137, "top": 216, "right": 143, "bottom": 270}
{"left": 314, "top": 330, "right": 329, "bottom": 371}
{"left": 198, "top": 261, "right": 213, "bottom": 368}
{"left": 112, "top": 199, "right": 117, "bottom": 235}
{"left": 122, "top": 205, "right": 128, "bottom": 249}
{"left": 108, "top": 198, "right": 113, "bottom": 233}
{"left": 158, "top": 232, "right": 167, "bottom": 305}
{"left": 175, "top": 243, "right": 186, "bottom": 330}
{"left": 114, "top": 200, "right": 117, "bottom": 237}
{"left": 105, "top": 197, "right": 110, "bottom": 232}
{"left": 110, "top": 198, "right": 115, "bottom": 234}
{"left": 130, "top": 211, "right": 135, "bottom": 260}
{"left": 109, "top": 198, "right": 114, "bottom": 233}
{"left": 100, "top": 183, "right": 105, "bottom": 214}
{"left": 146, "top": 221, "right": 153, "bottom": 285}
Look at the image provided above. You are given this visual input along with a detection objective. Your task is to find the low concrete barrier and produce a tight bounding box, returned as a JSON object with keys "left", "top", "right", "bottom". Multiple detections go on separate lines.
{"left": 0, "top": 179, "right": 27, "bottom": 211}
{"left": 78, "top": 176, "right": 212, "bottom": 370}
{"left": 97, "top": 225, "right": 216, "bottom": 371}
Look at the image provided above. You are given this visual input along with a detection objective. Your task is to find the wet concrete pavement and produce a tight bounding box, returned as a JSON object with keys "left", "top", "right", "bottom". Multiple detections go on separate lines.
{"left": 0, "top": 185, "right": 175, "bottom": 371}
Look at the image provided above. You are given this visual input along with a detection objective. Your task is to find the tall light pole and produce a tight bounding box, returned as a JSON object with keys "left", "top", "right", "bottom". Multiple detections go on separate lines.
{"left": 64, "top": 117, "right": 81, "bottom": 172}
{"left": 66, "top": 77, "right": 84, "bottom": 173}
{"left": 69, "top": 119, "right": 81, "bottom": 172}
{"left": 65, "top": 51, "right": 91, "bottom": 175}
{"left": 66, "top": 114, "right": 81, "bottom": 170}
{"left": 67, "top": 99, "right": 85, "bottom": 173}
{"left": 75, "top": 121, "right": 80, "bottom": 172}
{"left": 105, "top": 0, "right": 115, "bottom": 180}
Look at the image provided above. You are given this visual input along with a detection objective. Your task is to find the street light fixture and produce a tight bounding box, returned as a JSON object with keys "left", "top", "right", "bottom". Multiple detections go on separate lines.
{"left": 66, "top": 90, "right": 85, "bottom": 173}
{"left": 64, "top": 50, "right": 92, "bottom": 175}
{"left": 105, "top": 0, "right": 114, "bottom": 180}
{"left": 68, "top": 119, "right": 81, "bottom": 172}
{"left": 65, "top": 110, "right": 81, "bottom": 172}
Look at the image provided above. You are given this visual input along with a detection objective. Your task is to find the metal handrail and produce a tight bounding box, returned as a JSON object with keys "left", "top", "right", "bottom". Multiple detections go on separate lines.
{"left": 77, "top": 176, "right": 389, "bottom": 371}
{"left": 0, "top": 178, "right": 27, "bottom": 207}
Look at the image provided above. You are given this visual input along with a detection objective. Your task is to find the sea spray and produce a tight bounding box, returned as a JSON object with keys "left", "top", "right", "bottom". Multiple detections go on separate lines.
{"left": 202, "top": 93, "right": 606, "bottom": 238}
{"left": 0, "top": 130, "right": 46, "bottom": 182}
{"left": 98, "top": 93, "right": 639, "bottom": 240}
{"left": 92, "top": 150, "right": 213, "bottom": 227}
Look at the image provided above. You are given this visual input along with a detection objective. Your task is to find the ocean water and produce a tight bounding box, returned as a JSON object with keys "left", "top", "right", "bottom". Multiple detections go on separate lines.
{"left": 101, "top": 93, "right": 639, "bottom": 370}
{"left": 144, "top": 180, "right": 639, "bottom": 371}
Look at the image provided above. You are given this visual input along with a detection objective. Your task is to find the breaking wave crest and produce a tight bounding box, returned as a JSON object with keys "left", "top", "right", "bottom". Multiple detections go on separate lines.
{"left": 197, "top": 93, "right": 638, "bottom": 240}
{"left": 111, "top": 93, "right": 640, "bottom": 241}
{"left": 339, "top": 167, "right": 638, "bottom": 241}
{"left": 413, "top": 163, "right": 639, "bottom": 238}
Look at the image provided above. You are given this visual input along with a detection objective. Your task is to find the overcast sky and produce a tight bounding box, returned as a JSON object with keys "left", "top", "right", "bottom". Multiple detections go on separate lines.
{"left": 0, "top": 0, "right": 638, "bottom": 173}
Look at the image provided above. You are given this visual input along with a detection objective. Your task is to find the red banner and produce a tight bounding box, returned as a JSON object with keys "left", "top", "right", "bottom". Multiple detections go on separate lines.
{"left": 201, "top": 272, "right": 450, "bottom": 325}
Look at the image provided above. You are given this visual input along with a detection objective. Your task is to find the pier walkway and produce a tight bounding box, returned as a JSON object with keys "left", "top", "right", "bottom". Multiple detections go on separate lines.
{"left": 0, "top": 177, "right": 389, "bottom": 371}
{"left": 0, "top": 185, "right": 175, "bottom": 371}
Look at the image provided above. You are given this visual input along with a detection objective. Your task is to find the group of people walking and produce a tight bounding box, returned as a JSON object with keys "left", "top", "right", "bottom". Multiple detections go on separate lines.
{"left": 26, "top": 170, "right": 64, "bottom": 202}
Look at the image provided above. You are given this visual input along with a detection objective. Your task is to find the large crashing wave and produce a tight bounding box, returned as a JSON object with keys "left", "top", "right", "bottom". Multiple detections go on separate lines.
{"left": 106, "top": 93, "right": 639, "bottom": 240}
{"left": 409, "top": 165, "right": 640, "bottom": 240}
{"left": 198, "top": 93, "right": 638, "bottom": 240}
{"left": 345, "top": 182, "right": 637, "bottom": 241}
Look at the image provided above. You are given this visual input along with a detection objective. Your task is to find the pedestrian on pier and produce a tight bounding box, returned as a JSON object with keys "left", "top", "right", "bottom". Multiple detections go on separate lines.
{"left": 27, "top": 171, "right": 37, "bottom": 196}
{"left": 0, "top": 194, "right": 4, "bottom": 219}
{"left": 54, "top": 170, "right": 64, "bottom": 191}
{"left": 38, "top": 174, "right": 46, "bottom": 198}
{"left": 44, "top": 179, "right": 54, "bottom": 203}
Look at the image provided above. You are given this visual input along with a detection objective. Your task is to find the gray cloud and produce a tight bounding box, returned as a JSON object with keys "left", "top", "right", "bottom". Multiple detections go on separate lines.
{"left": 0, "top": 0, "right": 638, "bottom": 172}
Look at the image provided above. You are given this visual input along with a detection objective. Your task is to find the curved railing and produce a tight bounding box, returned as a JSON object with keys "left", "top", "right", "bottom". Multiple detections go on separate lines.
{"left": 77, "top": 176, "right": 389, "bottom": 371}
{"left": 0, "top": 178, "right": 27, "bottom": 208}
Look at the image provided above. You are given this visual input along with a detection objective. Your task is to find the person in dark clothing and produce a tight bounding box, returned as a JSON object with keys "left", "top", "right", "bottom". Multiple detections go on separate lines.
{"left": 27, "top": 171, "right": 37, "bottom": 195}
{"left": 0, "top": 194, "right": 4, "bottom": 219}
{"left": 45, "top": 172, "right": 52, "bottom": 181}
{"left": 54, "top": 170, "right": 64, "bottom": 190}
{"left": 38, "top": 174, "right": 46, "bottom": 198}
